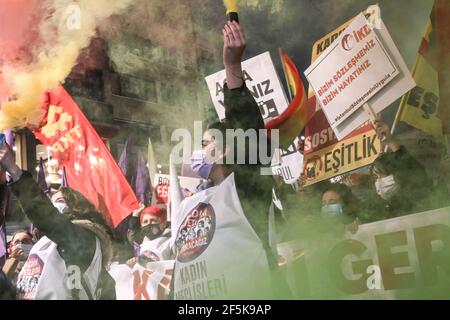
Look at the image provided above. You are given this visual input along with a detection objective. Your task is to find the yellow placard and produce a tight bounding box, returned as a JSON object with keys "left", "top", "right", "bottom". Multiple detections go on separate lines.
{"left": 303, "top": 128, "right": 381, "bottom": 186}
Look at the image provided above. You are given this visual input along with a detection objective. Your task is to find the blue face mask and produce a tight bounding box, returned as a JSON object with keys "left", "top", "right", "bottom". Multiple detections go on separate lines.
{"left": 191, "top": 150, "right": 213, "bottom": 180}
{"left": 321, "top": 203, "right": 343, "bottom": 216}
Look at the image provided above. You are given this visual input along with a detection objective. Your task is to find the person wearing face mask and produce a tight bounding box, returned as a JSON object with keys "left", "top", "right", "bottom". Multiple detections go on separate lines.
{"left": 321, "top": 183, "right": 361, "bottom": 227}
{"left": 172, "top": 21, "right": 291, "bottom": 300}
{"left": 50, "top": 190, "right": 69, "bottom": 214}
{"left": 126, "top": 204, "right": 172, "bottom": 266}
{"left": 371, "top": 119, "right": 434, "bottom": 217}
{"left": 2, "top": 230, "right": 34, "bottom": 285}
{"left": 0, "top": 143, "right": 117, "bottom": 300}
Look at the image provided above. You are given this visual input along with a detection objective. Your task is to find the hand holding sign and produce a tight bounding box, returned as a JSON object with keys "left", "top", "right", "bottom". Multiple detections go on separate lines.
{"left": 372, "top": 116, "right": 400, "bottom": 152}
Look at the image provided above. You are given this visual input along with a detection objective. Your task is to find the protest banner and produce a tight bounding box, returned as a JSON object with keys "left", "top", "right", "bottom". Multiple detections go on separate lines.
{"left": 303, "top": 5, "right": 413, "bottom": 186}
{"left": 271, "top": 142, "right": 303, "bottom": 184}
{"left": 205, "top": 51, "right": 289, "bottom": 121}
{"left": 306, "top": 6, "right": 415, "bottom": 141}
{"left": 153, "top": 174, "right": 201, "bottom": 206}
{"left": 109, "top": 260, "right": 175, "bottom": 300}
{"left": 172, "top": 173, "right": 272, "bottom": 299}
{"left": 280, "top": 206, "right": 450, "bottom": 299}
{"left": 303, "top": 126, "right": 381, "bottom": 184}
{"left": 305, "top": 13, "right": 400, "bottom": 131}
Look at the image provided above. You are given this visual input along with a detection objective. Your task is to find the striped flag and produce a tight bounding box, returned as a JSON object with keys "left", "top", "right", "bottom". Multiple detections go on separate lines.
{"left": 265, "top": 49, "right": 311, "bottom": 147}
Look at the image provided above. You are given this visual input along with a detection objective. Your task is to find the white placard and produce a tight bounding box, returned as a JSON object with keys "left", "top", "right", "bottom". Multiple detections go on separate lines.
{"left": 205, "top": 51, "right": 289, "bottom": 121}
{"left": 305, "top": 8, "right": 416, "bottom": 140}
{"left": 306, "top": 13, "right": 398, "bottom": 131}
{"left": 271, "top": 140, "right": 303, "bottom": 184}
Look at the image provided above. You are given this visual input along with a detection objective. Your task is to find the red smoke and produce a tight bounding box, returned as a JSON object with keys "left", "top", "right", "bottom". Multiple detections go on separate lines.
{"left": 0, "top": 0, "right": 43, "bottom": 99}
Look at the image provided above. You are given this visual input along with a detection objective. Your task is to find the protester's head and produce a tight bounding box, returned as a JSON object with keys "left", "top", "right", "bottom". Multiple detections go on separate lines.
{"left": 8, "top": 230, "right": 33, "bottom": 260}
{"left": 372, "top": 153, "right": 401, "bottom": 202}
{"left": 191, "top": 122, "right": 228, "bottom": 181}
{"left": 140, "top": 206, "right": 167, "bottom": 241}
{"left": 51, "top": 190, "right": 69, "bottom": 214}
{"left": 321, "top": 183, "right": 359, "bottom": 219}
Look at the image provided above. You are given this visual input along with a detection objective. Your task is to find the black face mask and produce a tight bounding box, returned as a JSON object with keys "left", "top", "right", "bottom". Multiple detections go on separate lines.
{"left": 140, "top": 223, "right": 163, "bottom": 241}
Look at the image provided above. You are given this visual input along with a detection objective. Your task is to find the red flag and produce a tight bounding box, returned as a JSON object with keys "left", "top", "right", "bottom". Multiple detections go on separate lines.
{"left": 33, "top": 85, "right": 140, "bottom": 227}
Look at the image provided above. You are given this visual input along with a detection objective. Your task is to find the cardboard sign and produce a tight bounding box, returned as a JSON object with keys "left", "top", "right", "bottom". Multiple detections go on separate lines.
{"left": 303, "top": 126, "right": 381, "bottom": 185}
{"left": 205, "top": 51, "right": 289, "bottom": 121}
{"left": 285, "top": 206, "right": 450, "bottom": 299}
{"left": 306, "top": 13, "right": 399, "bottom": 130}
{"left": 303, "top": 5, "right": 414, "bottom": 185}
{"left": 310, "top": 6, "right": 415, "bottom": 140}
{"left": 271, "top": 144, "right": 304, "bottom": 184}
{"left": 153, "top": 174, "right": 201, "bottom": 205}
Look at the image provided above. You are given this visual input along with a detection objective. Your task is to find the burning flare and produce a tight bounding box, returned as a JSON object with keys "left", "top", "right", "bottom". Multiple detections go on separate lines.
{"left": 0, "top": 0, "right": 133, "bottom": 131}
{"left": 224, "top": 0, "right": 240, "bottom": 22}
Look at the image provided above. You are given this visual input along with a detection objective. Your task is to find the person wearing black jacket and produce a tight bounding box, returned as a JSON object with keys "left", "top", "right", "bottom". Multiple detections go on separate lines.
{"left": 371, "top": 118, "right": 434, "bottom": 217}
{"left": 182, "top": 20, "right": 289, "bottom": 299}
{"left": 0, "top": 145, "right": 116, "bottom": 300}
{"left": 0, "top": 270, "right": 15, "bottom": 300}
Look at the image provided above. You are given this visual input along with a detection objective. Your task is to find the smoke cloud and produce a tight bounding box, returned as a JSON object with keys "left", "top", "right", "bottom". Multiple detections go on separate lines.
{"left": 0, "top": 0, "right": 133, "bottom": 131}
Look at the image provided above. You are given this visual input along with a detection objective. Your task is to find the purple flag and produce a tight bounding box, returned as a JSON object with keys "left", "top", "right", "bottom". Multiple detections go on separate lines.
{"left": 0, "top": 223, "right": 6, "bottom": 263}
{"left": 135, "top": 151, "right": 151, "bottom": 206}
{"left": 61, "top": 166, "right": 68, "bottom": 188}
{"left": 4, "top": 130, "right": 14, "bottom": 183}
{"left": 4, "top": 130, "right": 14, "bottom": 147}
{"left": 118, "top": 140, "right": 129, "bottom": 176}
{"left": 37, "top": 158, "right": 49, "bottom": 194}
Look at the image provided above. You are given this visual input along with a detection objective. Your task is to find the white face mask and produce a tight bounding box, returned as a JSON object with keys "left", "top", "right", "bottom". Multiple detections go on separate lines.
{"left": 13, "top": 243, "right": 33, "bottom": 260}
{"left": 53, "top": 202, "right": 69, "bottom": 214}
{"left": 375, "top": 175, "right": 399, "bottom": 201}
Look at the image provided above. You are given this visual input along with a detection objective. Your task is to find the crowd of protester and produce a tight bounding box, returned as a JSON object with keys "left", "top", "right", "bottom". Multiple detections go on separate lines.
{"left": 1, "top": 20, "right": 449, "bottom": 300}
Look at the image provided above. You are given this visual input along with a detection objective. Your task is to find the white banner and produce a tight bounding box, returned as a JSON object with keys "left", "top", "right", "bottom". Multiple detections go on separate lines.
{"left": 281, "top": 206, "right": 450, "bottom": 299}
{"left": 172, "top": 173, "right": 272, "bottom": 299}
{"left": 109, "top": 260, "right": 175, "bottom": 300}
{"left": 205, "top": 51, "right": 289, "bottom": 121}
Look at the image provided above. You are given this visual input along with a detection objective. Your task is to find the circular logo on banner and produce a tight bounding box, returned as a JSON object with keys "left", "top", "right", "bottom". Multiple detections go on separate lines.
{"left": 304, "top": 155, "right": 323, "bottom": 181}
{"left": 175, "top": 202, "right": 216, "bottom": 263}
{"left": 341, "top": 34, "right": 354, "bottom": 51}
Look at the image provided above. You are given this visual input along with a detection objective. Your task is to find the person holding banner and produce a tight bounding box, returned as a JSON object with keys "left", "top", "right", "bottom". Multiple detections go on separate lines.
{"left": 171, "top": 21, "right": 290, "bottom": 300}
{"left": 371, "top": 119, "right": 435, "bottom": 217}
{"left": 0, "top": 143, "right": 117, "bottom": 300}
